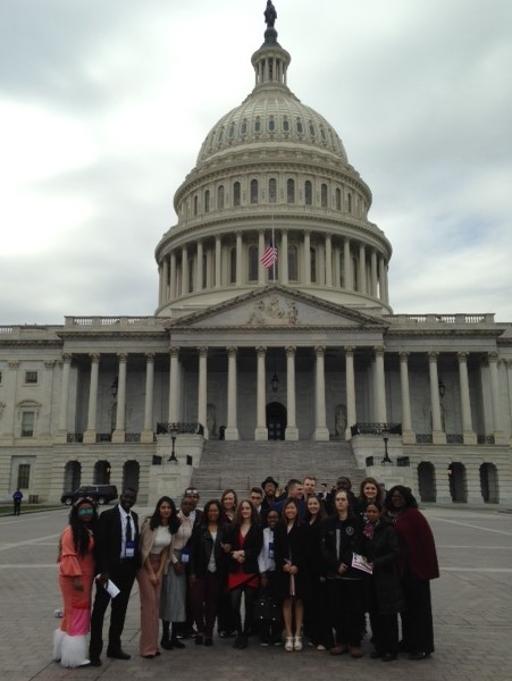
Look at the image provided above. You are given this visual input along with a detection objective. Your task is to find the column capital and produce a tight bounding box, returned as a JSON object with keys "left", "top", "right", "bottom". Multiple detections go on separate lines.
{"left": 7, "top": 360, "right": 20, "bottom": 369}
{"left": 170, "top": 346, "right": 180, "bottom": 358}
{"left": 457, "top": 351, "right": 469, "bottom": 361}
{"left": 44, "top": 360, "right": 57, "bottom": 369}
{"left": 314, "top": 345, "right": 326, "bottom": 356}
{"left": 374, "top": 346, "right": 385, "bottom": 356}
{"left": 505, "top": 359, "right": 512, "bottom": 369}
{"left": 488, "top": 351, "right": 499, "bottom": 363}
{"left": 117, "top": 353, "right": 128, "bottom": 362}
{"left": 197, "top": 346, "right": 208, "bottom": 357}
{"left": 399, "top": 351, "right": 409, "bottom": 361}
{"left": 62, "top": 353, "right": 73, "bottom": 362}
{"left": 285, "top": 346, "right": 296, "bottom": 356}
{"left": 145, "top": 352, "right": 155, "bottom": 361}
{"left": 428, "top": 351, "right": 439, "bottom": 361}
{"left": 256, "top": 346, "right": 267, "bottom": 356}
{"left": 89, "top": 353, "right": 101, "bottom": 362}
{"left": 344, "top": 346, "right": 355, "bottom": 355}
{"left": 227, "top": 346, "right": 238, "bottom": 355}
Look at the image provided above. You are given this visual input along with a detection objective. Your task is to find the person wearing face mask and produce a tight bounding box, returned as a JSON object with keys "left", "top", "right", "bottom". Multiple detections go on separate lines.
{"left": 53, "top": 497, "right": 98, "bottom": 668}
{"left": 384, "top": 486, "right": 439, "bottom": 661}
{"left": 89, "top": 487, "right": 140, "bottom": 667}
{"left": 138, "top": 497, "right": 179, "bottom": 658}
{"left": 362, "top": 501, "right": 404, "bottom": 662}
{"left": 256, "top": 509, "right": 282, "bottom": 646}
{"left": 160, "top": 496, "right": 195, "bottom": 648}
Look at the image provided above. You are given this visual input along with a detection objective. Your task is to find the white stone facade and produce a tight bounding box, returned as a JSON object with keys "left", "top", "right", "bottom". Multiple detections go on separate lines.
{"left": 1, "top": 17, "right": 511, "bottom": 506}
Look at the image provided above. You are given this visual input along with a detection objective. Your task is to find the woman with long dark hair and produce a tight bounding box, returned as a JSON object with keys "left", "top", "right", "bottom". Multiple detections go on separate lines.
{"left": 189, "top": 499, "right": 225, "bottom": 646}
{"left": 320, "top": 489, "right": 365, "bottom": 658}
{"left": 356, "top": 477, "right": 383, "bottom": 517}
{"left": 384, "top": 485, "right": 439, "bottom": 660}
{"left": 223, "top": 499, "right": 263, "bottom": 649}
{"left": 274, "top": 498, "right": 307, "bottom": 652}
{"left": 220, "top": 489, "right": 238, "bottom": 524}
{"left": 53, "top": 497, "right": 98, "bottom": 668}
{"left": 138, "top": 496, "right": 179, "bottom": 657}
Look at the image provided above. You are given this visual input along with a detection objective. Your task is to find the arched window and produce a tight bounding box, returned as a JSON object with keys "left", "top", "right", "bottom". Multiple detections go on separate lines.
{"left": 250, "top": 179, "right": 258, "bottom": 204}
{"left": 283, "top": 116, "right": 290, "bottom": 132}
{"left": 228, "top": 122, "right": 235, "bottom": 139}
{"left": 268, "top": 115, "right": 275, "bottom": 132}
{"left": 335, "top": 187, "right": 341, "bottom": 210}
{"left": 255, "top": 116, "right": 261, "bottom": 133}
{"left": 248, "top": 245, "right": 259, "bottom": 281}
{"left": 288, "top": 245, "right": 298, "bottom": 281}
{"left": 230, "top": 247, "right": 237, "bottom": 284}
{"left": 241, "top": 118, "right": 247, "bottom": 135}
{"left": 287, "top": 178, "right": 295, "bottom": 204}
{"left": 309, "top": 121, "right": 315, "bottom": 137}
{"left": 296, "top": 118, "right": 303, "bottom": 134}
{"left": 304, "top": 180, "right": 312, "bottom": 206}
{"left": 310, "top": 247, "right": 317, "bottom": 283}
{"left": 347, "top": 192, "right": 352, "bottom": 213}
{"left": 217, "top": 185, "right": 225, "bottom": 210}
{"left": 204, "top": 189, "right": 210, "bottom": 213}
{"left": 320, "top": 126, "right": 326, "bottom": 141}
{"left": 233, "top": 181, "right": 241, "bottom": 207}
{"left": 321, "top": 183, "right": 328, "bottom": 208}
{"left": 193, "top": 195, "right": 198, "bottom": 216}
{"left": 268, "top": 178, "right": 277, "bottom": 203}
{"left": 218, "top": 126, "right": 224, "bottom": 143}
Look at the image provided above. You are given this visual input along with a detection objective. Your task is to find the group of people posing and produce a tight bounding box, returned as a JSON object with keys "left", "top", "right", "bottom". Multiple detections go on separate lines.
{"left": 54, "top": 474, "right": 439, "bottom": 668}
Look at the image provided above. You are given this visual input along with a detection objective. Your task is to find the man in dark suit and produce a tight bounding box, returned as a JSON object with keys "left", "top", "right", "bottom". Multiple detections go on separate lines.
{"left": 89, "top": 487, "right": 140, "bottom": 666}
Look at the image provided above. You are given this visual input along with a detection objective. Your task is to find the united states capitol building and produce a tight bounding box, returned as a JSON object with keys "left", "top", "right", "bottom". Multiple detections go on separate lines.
{"left": 1, "top": 9, "right": 511, "bottom": 506}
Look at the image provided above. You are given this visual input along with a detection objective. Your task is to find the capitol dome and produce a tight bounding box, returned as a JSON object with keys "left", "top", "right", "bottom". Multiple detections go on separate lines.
{"left": 155, "top": 17, "right": 392, "bottom": 318}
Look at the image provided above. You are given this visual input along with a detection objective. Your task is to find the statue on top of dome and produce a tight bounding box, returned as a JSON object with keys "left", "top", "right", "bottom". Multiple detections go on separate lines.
{"left": 264, "top": 1, "right": 277, "bottom": 28}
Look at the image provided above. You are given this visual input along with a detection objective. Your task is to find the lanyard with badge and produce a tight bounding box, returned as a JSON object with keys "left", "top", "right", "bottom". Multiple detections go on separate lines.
{"left": 125, "top": 514, "right": 135, "bottom": 558}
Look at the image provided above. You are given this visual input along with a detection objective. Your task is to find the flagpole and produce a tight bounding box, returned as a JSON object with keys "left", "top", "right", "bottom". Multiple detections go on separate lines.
{"left": 271, "top": 214, "right": 276, "bottom": 282}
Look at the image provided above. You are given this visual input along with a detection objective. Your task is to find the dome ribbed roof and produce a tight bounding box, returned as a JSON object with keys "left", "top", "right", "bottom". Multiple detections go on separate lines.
{"left": 196, "top": 88, "right": 348, "bottom": 166}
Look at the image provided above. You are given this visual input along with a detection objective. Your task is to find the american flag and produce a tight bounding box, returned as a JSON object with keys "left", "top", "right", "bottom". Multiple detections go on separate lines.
{"left": 260, "top": 241, "right": 278, "bottom": 269}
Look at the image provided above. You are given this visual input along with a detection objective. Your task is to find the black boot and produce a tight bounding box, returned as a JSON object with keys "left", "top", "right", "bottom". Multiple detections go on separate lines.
{"left": 161, "top": 620, "right": 173, "bottom": 650}
{"left": 171, "top": 623, "right": 186, "bottom": 649}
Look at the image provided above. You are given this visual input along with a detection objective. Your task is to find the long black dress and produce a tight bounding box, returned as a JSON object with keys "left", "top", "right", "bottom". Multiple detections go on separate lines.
{"left": 273, "top": 521, "right": 308, "bottom": 601}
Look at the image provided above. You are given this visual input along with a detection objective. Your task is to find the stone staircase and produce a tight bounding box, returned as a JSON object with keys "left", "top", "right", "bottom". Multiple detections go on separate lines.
{"left": 191, "top": 440, "right": 365, "bottom": 502}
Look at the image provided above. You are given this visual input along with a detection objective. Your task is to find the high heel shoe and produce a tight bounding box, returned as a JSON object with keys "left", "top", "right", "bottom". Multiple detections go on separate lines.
{"left": 284, "top": 637, "right": 294, "bottom": 652}
{"left": 293, "top": 636, "right": 303, "bottom": 651}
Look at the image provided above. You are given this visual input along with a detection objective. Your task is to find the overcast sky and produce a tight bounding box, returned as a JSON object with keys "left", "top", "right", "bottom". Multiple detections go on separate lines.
{"left": 1, "top": 0, "right": 511, "bottom": 324}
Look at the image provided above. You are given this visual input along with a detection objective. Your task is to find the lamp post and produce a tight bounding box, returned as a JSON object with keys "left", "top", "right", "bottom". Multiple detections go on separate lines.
{"left": 381, "top": 436, "right": 392, "bottom": 464}
{"left": 168, "top": 423, "right": 179, "bottom": 463}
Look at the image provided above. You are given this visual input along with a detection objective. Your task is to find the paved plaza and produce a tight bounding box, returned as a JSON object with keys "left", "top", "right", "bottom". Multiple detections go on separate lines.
{"left": 1, "top": 505, "right": 511, "bottom": 681}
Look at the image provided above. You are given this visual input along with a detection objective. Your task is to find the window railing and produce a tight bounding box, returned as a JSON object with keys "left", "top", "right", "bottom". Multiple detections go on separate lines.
{"left": 156, "top": 422, "right": 204, "bottom": 435}
{"left": 351, "top": 423, "right": 402, "bottom": 436}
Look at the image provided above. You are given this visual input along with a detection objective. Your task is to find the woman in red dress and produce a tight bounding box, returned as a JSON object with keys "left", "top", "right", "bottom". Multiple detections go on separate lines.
{"left": 53, "top": 497, "right": 98, "bottom": 668}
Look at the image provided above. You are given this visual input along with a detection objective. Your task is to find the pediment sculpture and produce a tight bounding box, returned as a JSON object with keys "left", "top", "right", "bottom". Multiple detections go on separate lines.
{"left": 248, "top": 296, "right": 298, "bottom": 326}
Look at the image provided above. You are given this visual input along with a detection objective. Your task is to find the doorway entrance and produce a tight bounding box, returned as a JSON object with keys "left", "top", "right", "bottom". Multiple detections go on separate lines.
{"left": 266, "top": 402, "right": 287, "bottom": 441}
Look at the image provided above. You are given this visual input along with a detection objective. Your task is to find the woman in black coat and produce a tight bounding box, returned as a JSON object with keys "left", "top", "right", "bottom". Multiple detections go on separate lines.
{"left": 362, "top": 501, "right": 404, "bottom": 662}
{"left": 189, "top": 500, "right": 226, "bottom": 646}
{"left": 320, "top": 489, "right": 365, "bottom": 658}
{"left": 274, "top": 498, "right": 308, "bottom": 652}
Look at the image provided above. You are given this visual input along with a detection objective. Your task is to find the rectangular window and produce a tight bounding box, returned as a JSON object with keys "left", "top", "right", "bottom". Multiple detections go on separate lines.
{"left": 25, "top": 370, "right": 38, "bottom": 384}
{"left": 0, "top": 370, "right": 2, "bottom": 384}
{"left": 17, "top": 463, "right": 31, "bottom": 489}
{"left": 21, "top": 411, "right": 35, "bottom": 437}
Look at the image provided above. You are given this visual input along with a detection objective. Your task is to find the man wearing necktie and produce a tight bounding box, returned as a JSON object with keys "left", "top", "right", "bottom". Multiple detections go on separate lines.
{"left": 89, "top": 488, "right": 140, "bottom": 666}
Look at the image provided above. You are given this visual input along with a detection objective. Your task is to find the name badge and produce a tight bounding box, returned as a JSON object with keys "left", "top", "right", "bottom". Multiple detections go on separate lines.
{"left": 181, "top": 548, "right": 190, "bottom": 564}
{"left": 268, "top": 542, "right": 274, "bottom": 560}
{"left": 125, "top": 540, "right": 135, "bottom": 559}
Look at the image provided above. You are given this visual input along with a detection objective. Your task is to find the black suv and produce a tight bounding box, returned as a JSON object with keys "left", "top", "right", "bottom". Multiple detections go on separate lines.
{"left": 60, "top": 485, "right": 118, "bottom": 506}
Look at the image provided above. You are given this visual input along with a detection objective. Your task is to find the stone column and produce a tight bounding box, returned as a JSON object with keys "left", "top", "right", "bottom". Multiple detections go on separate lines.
{"left": 345, "top": 347, "right": 357, "bottom": 440}
{"left": 303, "top": 231, "right": 311, "bottom": 285}
{"left": 343, "top": 238, "right": 353, "bottom": 290}
{"left": 281, "top": 230, "right": 289, "bottom": 284}
{"left": 162, "top": 257, "right": 169, "bottom": 303}
{"left": 236, "top": 233, "right": 243, "bottom": 287}
{"left": 314, "top": 346, "right": 330, "bottom": 441}
{"left": 457, "top": 352, "right": 476, "bottom": 445}
{"left": 215, "top": 236, "right": 222, "bottom": 288}
{"left": 225, "top": 347, "right": 239, "bottom": 440}
{"left": 181, "top": 245, "right": 189, "bottom": 295}
{"left": 383, "top": 263, "right": 390, "bottom": 304}
{"left": 197, "top": 347, "right": 208, "bottom": 438}
{"left": 370, "top": 249, "right": 378, "bottom": 297}
{"left": 374, "top": 346, "right": 387, "bottom": 423}
{"left": 56, "top": 354, "right": 72, "bottom": 443}
{"left": 285, "top": 346, "right": 299, "bottom": 440}
{"left": 196, "top": 240, "right": 203, "bottom": 292}
{"left": 399, "top": 352, "right": 415, "bottom": 444}
{"left": 40, "top": 360, "right": 56, "bottom": 438}
{"left": 258, "top": 230, "right": 265, "bottom": 285}
{"left": 428, "top": 352, "right": 446, "bottom": 444}
{"left": 378, "top": 255, "right": 386, "bottom": 301}
{"left": 168, "top": 347, "right": 180, "bottom": 423}
{"left": 254, "top": 347, "right": 268, "bottom": 440}
{"left": 325, "top": 234, "right": 332, "bottom": 286}
{"left": 170, "top": 251, "right": 177, "bottom": 299}
{"left": 506, "top": 360, "right": 512, "bottom": 445}
{"left": 112, "top": 353, "right": 127, "bottom": 443}
{"left": 488, "top": 352, "right": 506, "bottom": 444}
{"left": 141, "top": 353, "right": 155, "bottom": 443}
{"left": 358, "top": 243, "right": 366, "bottom": 294}
{"left": 84, "top": 354, "right": 100, "bottom": 444}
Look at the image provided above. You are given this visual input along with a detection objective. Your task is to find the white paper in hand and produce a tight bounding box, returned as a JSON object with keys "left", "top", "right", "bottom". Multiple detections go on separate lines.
{"left": 351, "top": 553, "right": 373, "bottom": 575}
{"left": 105, "top": 579, "right": 121, "bottom": 599}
